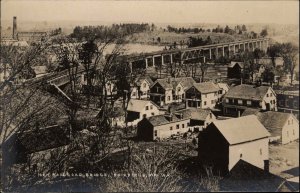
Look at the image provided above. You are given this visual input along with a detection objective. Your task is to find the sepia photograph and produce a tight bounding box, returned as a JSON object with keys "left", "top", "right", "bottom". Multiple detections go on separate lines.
{"left": 0, "top": 0, "right": 299, "bottom": 192}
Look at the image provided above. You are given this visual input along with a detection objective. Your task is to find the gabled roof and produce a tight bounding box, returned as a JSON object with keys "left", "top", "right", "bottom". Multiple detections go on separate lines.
{"left": 224, "top": 84, "right": 272, "bottom": 100}
{"left": 192, "top": 82, "right": 220, "bottom": 94}
{"left": 147, "top": 113, "right": 190, "bottom": 127}
{"left": 177, "top": 108, "right": 213, "bottom": 121}
{"left": 153, "top": 77, "right": 195, "bottom": 91}
{"left": 228, "top": 61, "right": 244, "bottom": 68}
{"left": 241, "top": 108, "right": 261, "bottom": 116}
{"left": 136, "top": 76, "right": 154, "bottom": 86}
{"left": 217, "top": 83, "right": 229, "bottom": 90}
{"left": 127, "top": 99, "right": 156, "bottom": 112}
{"left": 256, "top": 111, "right": 297, "bottom": 130}
{"left": 212, "top": 115, "right": 270, "bottom": 145}
{"left": 221, "top": 159, "right": 290, "bottom": 192}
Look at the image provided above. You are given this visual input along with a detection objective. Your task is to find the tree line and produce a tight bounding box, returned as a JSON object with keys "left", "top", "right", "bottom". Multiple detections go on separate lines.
{"left": 70, "top": 23, "right": 155, "bottom": 41}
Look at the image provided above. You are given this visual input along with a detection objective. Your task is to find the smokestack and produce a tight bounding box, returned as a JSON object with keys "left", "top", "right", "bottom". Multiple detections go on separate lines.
{"left": 13, "top": 16, "right": 17, "bottom": 40}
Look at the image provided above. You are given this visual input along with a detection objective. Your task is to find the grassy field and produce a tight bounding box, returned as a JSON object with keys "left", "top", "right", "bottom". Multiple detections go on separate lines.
{"left": 128, "top": 30, "right": 248, "bottom": 46}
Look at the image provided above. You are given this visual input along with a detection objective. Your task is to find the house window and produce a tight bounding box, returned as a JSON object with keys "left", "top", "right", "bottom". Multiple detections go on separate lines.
{"left": 247, "top": 100, "right": 252, "bottom": 106}
{"left": 266, "top": 94, "right": 269, "bottom": 97}
{"left": 167, "top": 96, "right": 171, "bottom": 101}
{"left": 225, "top": 98, "right": 229, "bottom": 103}
{"left": 150, "top": 105, "right": 153, "bottom": 110}
{"left": 143, "top": 114, "right": 147, "bottom": 118}
{"left": 182, "top": 124, "right": 185, "bottom": 128}
{"left": 187, "top": 123, "right": 190, "bottom": 127}
{"left": 143, "top": 83, "right": 147, "bottom": 88}
{"left": 154, "top": 130, "right": 157, "bottom": 137}
{"left": 176, "top": 124, "right": 180, "bottom": 129}
{"left": 151, "top": 112, "right": 155, "bottom": 116}
{"left": 132, "top": 92, "right": 136, "bottom": 97}
{"left": 205, "top": 94, "right": 207, "bottom": 98}
{"left": 210, "top": 113, "right": 212, "bottom": 119}
{"left": 279, "top": 100, "right": 284, "bottom": 106}
{"left": 288, "top": 120, "right": 290, "bottom": 125}
{"left": 178, "top": 87, "right": 181, "bottom": 92}
{"left": 285, "top": 101, "right": 289, "bottom": 107}
{"left": 260, "top": 148, "right": 262, "bottom": 155}
{"left": 170, "top": 126, "right": 173, "bottom": 130}
{"left": 238, "top": 100, "right": 243, "bottom": 105}
{"left": 146, "top": 106, "right": 149, "bottom": 110}
{"left": 204, "top": 101, "right": 207, "bottom": 106}
{"left": 270, "top": 93, "right": 273, "bottom": 97}
{"left": 240, "top": 154, "right": 243, "bottom": 158}
{"left": 211, "top": 100, "right": 215, "bottom": 104}
{"left": 294, "top": 101, "right": 298, "bottom": 108}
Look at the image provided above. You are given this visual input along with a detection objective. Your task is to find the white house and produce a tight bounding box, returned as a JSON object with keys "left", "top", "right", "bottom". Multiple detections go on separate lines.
{"left": 137, "top": 112, "right": 190, "bottom": 141}
{"left": 185, "top": 82, "right": 220, "bottom": 109}
{"left": 217, "top": 83, "right": 229, "bottom": 102}
{"left": 223, "top": 84, "right": 277, "bottom": 117}
{"left": 181, "top": 108, "right": 217, "bottom": 132}
{"left": 198, "top": 115, "right": 270, "bottom": 173}
{"left": 126, "top": 99, "right": 160, "bottom": 126}
{"left": 149, "top": 77, "right": 195, "bottom": 106}
{"left": 256, "top": 111, "right": 299, "bottom": 144}
{"left": 130, "top": 77, "right": 153, "bottom": 99}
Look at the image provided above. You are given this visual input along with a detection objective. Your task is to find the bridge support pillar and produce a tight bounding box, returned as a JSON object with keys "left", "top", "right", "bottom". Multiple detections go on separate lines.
{"left": 209, "top": 48, "right": 212, "bottom": 59}
{"left": 145, "top": 58, "right": 148, "bottom": 68}
{"left": 152, "top": 57, "right": 155, "bottom": 67}
{"left": 129, "top": 62, "right": 133, "bottom": 73}
{"left": 243, "top": 43, "right": 246, "bottom": 51}
{"left": 233, "top": 44, "right": 236, "bottom": 54}
{"left": 215, "top": 48, "right": 219, "bottom": 58}
{"left": 170, "top": 54, "right": 173, "bottom": 64}
{"left": 222, "top": 46, "right": 225, "bottom": 57}
{"left": 259, "top": 41, "right": 262, "bottom": 49}
{"left": 252, "top": 42, "right": 255, "bottom": 51}
{"left": 161, "top": 55, "right": 164, "bottom": 66}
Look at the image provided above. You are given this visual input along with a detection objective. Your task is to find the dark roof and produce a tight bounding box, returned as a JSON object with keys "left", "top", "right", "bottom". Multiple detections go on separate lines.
{"left": 241, "top": 108, "right": 261, "bottom": 116}
{"left": 220, "top": 159, "right": 292, "bottom": 192}
{"left": 177, "top": 108, "right": 213, "bottom": 121}
{"left": 147, "top": 112, "right": 190, "bottom": 127}
{"left": 225, "top": 84, "right": 271, "bottom": 100}
{"left": 256, "top": 111, "right": 297, "bottom": 132}
{"left": 192, "top": 82, "right": 220, "bottom": 93}
{"left": 154, "top": 77, "right": 195, "bottom": 90}
{"left": 212, "top": 115, "right": 270, "bottom": 145}
{"left": 146, "top": 108, "right": 213, "bottom": 126}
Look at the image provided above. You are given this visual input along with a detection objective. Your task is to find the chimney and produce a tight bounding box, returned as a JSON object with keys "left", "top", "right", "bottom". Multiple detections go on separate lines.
{"left": 264, "top": 160, "right": 269, "bottom": 173}
{"left": 13, "top": 16, "right": 17, "bottom": 40}
{"left": 167, "top": 77, "right": 171, "bottom": 83}
{"left": 165, "top": 113, "right": 173, "bottom": 122}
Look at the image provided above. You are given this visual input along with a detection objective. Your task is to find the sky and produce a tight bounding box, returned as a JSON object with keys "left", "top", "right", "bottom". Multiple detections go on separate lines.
{"left": 1, "top": 0, "right": 299, "bottom": 25}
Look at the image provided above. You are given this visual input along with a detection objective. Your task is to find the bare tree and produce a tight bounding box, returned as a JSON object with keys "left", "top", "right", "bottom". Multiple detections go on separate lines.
{"left": 105, "top": 146, "right": 185, "bottom": 192}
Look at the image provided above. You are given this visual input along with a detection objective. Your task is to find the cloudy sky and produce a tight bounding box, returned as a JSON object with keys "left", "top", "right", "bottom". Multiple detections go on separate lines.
{"left": 2, "top": 0, "right": 299, "bottom": 25}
